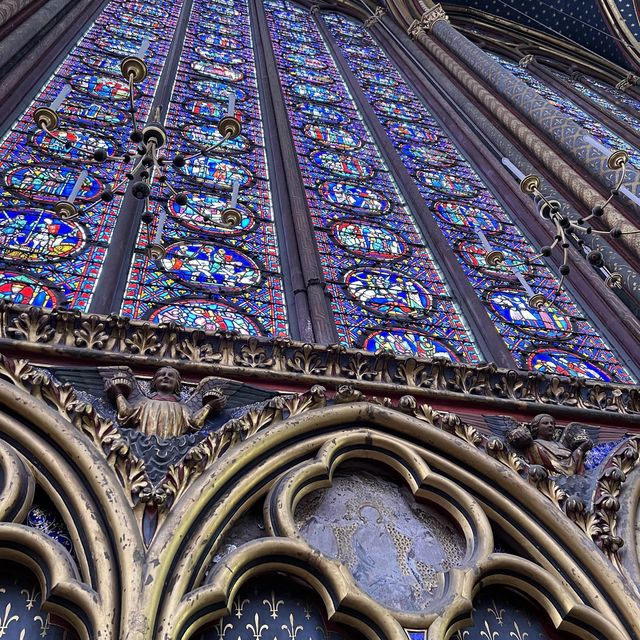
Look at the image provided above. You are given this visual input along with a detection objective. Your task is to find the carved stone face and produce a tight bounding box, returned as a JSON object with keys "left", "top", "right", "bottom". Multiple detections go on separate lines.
{"left": 536, "top": 415, "right": 556, "bottom": 440}
{"left": 152, "top": 367, "right": 181, "bottom": 395}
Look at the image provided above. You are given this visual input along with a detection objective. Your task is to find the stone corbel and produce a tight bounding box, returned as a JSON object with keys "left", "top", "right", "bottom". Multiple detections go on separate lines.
{"left": 363, "top": 6, "right": 386, "bottom": 28}
{"left": 420, "top": 3, "right": 448, "bottom": 31}
{"left": 519, "top": 54, "right": 535, "bottom": 68}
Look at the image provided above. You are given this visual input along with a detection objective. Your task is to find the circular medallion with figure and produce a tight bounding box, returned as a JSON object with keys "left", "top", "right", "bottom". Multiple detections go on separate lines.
{"left": 170, "top": 193, "right": 254, "bottom": 235}
{"left": 433, "top": 201, "right": 503, "bottom": 233}
{"left": 345, "top": 268, "right": 431, "bottom": 317}
{"left": 71, "top": 74, "right": 130, "bottom": 100}
{"left": 311, "top": 151, "right": 373, "bottom": 179}
{"left": 0, "top": 271, "right": 57, "bottom": 308}
{"left": 297, "top": 103, "right": 345, "bottom": 124}
{"left": 418, "top": 171, "right": 478, "bottom": 198}
{"left": 33, "top": 128, "right": 116, "bottom": 162}
{"left": 180, "top": 157, "right": 253, "bottom": 188}
{"left": 161, "top": 243, "right": 261, "bottom": 290}
{"left": 527, "top": 349, "right": 612, "bottom": 381}
{"left": 319, "top": 182, "right": 390, "bottom": 213}
{"left": 363, "top": 328, "right": 458, "bottom": 360}
{"left": 304, "top": 125, "right": 361, "bottom": 150}
{"left": 332, "top": 221, "right": 406, "bottom": 260}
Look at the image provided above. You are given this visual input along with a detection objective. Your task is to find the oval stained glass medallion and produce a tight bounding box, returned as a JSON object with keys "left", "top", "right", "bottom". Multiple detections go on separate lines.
{"left": 180, "top": 157, "right": 253, "bottom": 188}
{"left": 293, "top": 84, "right": 340, "bottom": 103}
{"left": 363, "top": 328, "right": 458, "bottom": 360}
{"left": 191, "top": 60, "right": 243, "bottom": 82}
{"left": 331, "top": 220, "right": 407, "bottom": 259}
{"left": 0, "top": 271, "right": 57, "bottom": 308}
{"left": 71, "top": 74, "right": 130, "bottom": 100}
{"left": 196, "top": 32, "right": 240, "bottom": 48}
{"left": 311, "top": 151, "right": 373, "bottom": 179}
{"left": 418, "top": 171, "right": 478, "bottom": 198}
{"left": 304, "top": 124, "right": 361, "bottom": 150}
{"left": 0, "top": 209, "right": 85, "bottom": 260}
{"left": 33, "top": 128, "right": 116, "bottom": 162}
{"left": 389, "top": 122, "right": 438, "bottom": 143}
{"left": 182, "top": 125, "right": 251, "bottom": 154}
{"left": 345, "top": 268, "right": 431, "bottom": 317}
{"left": 170, "top": 193, "right": 253, "bottom": 235}
{"left": 57, "top": 100, "right": 128, "bottom": 126}
{"left": 191, "top": 80, "right": 246, "bottom": 101}
{"left": 196, "top": 47, "right": 244, "bottom": 65}
{"left": 319, "top": 182, "right": 390, "bottom": 212}
{"left": 488, "top": 290, "right": 573, "bottom": 339}
{"left": 4, "top": 165, "right": 102, "bottom": 203}
{"left": 527, "top": 349, "right": 611, "bottom": 381}
{"left": 161, "top": 243, "right": 261, "bottom": 290}
{"left": 374, "top": 101, "right": 420, "bottom": 122}
{"left": 433, "top": 201, "right": 503, "bottom": 233}
{"left": 297, "top": 103, "right": 345, "bottom": 124}
{"left": 149, "top": 300, "right": 262, "bottom": 334}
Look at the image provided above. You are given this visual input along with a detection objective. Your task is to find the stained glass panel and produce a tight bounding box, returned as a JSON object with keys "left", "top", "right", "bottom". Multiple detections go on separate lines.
{"left": 324, "top": 13, "right": 632, "bottom": 383}
{"left": 265, "top": 0, "right": 480, "bottom": 362}
{"left": 119, "top": 0, "right": 288, "bottom": 337}
{"left": 0, "top": 0, "right": 182, "bottom": 309}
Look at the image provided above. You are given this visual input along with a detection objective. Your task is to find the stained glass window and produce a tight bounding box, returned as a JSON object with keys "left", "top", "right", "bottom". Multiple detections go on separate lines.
{"left": 0, "top": 0, "right": 181, "bottom": 309}
{"left": 488, "top": 53, "right": 640, "bottom": 168}
{"left": 118, "top": 0, "right": 289, "bottom": 336}
{"left": 264, "top": 0, "right": 480, "bottom": 363}
{"left": 323, "top": 13, "right": 632, "bottom": 383}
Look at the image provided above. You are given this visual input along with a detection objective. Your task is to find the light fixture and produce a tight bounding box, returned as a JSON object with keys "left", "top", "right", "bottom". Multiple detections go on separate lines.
{"left": 33, "top": 38, "right": 243, "bottom": 260}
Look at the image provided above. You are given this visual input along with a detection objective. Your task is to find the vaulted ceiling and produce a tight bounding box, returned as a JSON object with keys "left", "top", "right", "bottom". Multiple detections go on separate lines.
{"left": 443, "top": 0, "right": 640, "bottom": 70}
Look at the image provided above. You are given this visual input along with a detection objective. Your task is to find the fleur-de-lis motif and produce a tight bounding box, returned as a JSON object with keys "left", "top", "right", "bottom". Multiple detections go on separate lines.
{"left": 281, "top": 613, "right": 303, "bottom": 640}
{"left": 487, "top": 600, "right": 505, "bottom": 626}
{"left": 234, "top": 598, "right": 250, "bottom": 619}
{"left": 246, "top": 613, "right": 268, "bottom": 640}
{"left": 314, "top": 624, "right": 328, "bottom": 640}
{"left": 479, "top": 620, "right": 499, "bottom": 640}
{"left": 213, "top": 618, "right": 233, "bottom": 640}
{"left": 0, "top": 603, "right": 20, "bottom": 638}
{"left": 35, "top": 613, "right": 50, "bottom": 637}
{"left": 20, "top": 587, "right": 39, "bottom": 610}
{"left": 303, "top": 604, "right": 312, "bottom": 621}
{"left": 262, "top": 592, "right": 284, "bottom": 619}
{"left": 510, "top": 622, "right": 529, "bottom": 640}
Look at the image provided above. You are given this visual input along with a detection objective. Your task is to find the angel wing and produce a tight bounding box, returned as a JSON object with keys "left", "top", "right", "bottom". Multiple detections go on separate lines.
{"left": 483, "top": 415, "right": 520, "bottom": 437}
{"left": 183, "top": 376, "right": 278, "bottom": 413}
{"left": 97, "top": 366, "right": 146, "bottom": 405}
{"left": 560, "top": 422, "right": 599, "bottom": 448}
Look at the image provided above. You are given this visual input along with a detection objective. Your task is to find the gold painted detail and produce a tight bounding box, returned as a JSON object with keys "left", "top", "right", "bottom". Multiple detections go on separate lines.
{"left": 0, "top": 303, "right": 637, "bottom": 416}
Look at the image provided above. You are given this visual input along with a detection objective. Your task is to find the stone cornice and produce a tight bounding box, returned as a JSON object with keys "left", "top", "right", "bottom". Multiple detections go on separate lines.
{"left": 0, "top": 302, "right": 637, "bottom": 421}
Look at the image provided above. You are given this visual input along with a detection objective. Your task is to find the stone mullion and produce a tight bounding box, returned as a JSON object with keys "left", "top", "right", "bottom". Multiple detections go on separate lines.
{"left": 424, "top": 16, "right": 640, "bottom": 238}
{"left": 248, "top": 0, "right": 339, "bottom": 344}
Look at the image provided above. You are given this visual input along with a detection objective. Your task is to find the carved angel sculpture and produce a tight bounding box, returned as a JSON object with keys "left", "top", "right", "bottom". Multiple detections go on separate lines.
{"left": 103, "top": 366, "right": 227, "bottom": 439}
{"left": 506, "top": 413, "right": 594, "bottom": 476}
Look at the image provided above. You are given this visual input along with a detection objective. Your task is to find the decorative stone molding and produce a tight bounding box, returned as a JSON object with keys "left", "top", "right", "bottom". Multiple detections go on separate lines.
{"left": 0, "top": 303, "right": 638, "bottom": 420}
{"left": 363, "top": 6, "right": 386, "bottom": 28}
{"left": 420, "top": 3, "right": 448, "bottom": 31}
{"left": 519, "top": 54, "right": 535, "bottom": 68}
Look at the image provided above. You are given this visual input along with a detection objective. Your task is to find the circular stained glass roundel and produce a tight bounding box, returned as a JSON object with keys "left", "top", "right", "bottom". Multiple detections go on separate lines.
{"left": 149, "top": 300, "right": 262, "bottom": 334}
{"left": 297, "top": 103, "right": 345, "bottom": 124}
{"left": 105, "top": 24, "right": 157, "bottom": 40}
{"left": 488, "top": 290, "right": 573, "bottom": 339}
{"left": 363, "top": 329, "right": 458, "bottom": 360}
{"left": 291, "top": 68, "right": 333, "bottom": 84}
{"left": 332, "top": 221, "right": 407, "bottom": 259}
{"left": 58, "top": 100, "right": 128, "bottom": 126}
{"left": 374, "top": 101, "right": 420, "bottom": 122}
{"left": 319, "top": 182, "right": 390, "bottom": 213}
{"left": 457, "top": 240, "right": 529, "bottom": 278}
{"left": 389, "top": 122, "right": 438, "bottom": 143}
{"left": 191, "top": 81, "right": 246, "bottom": 102}
{"left": 285, "top": 54, "right": 326, "bottom": 69}
{"left": 294, "top": 85, "right": 339, "bottom": 104}
{"left": 345, "top": 268, "right": 431, "bottom": 317}
{"left": 433, "top": 202, "right": 502, "bottom": 233}
{"left": 95, "top": 36, "right": 140, "bottom": 56}
{"left": 402, "top": 144, "right": 455, "bottom": 168}
{"left": 191, "top": 60, "right": 243, "bottom": 82}
{"left": 365, "top": 72, "right": 396, "bottom": 86}
{"left": 170, "top": 193, "right": 253, "bottom": 235}
{"left": 161, "top": 243, "right": 261, "bottom": 290}
{"left": 182, "top": 125, "right": 251, "bottom": 154}
{"left": 312, "top": 151, "right": 373, "bottom": 179}
{"left": 196, "top": 47, "right": 244, "bottom": 65}
{"left": 304, "top": 125, "right": 360, "bottom": 150}
{"left": 33, "top": 128, "right": 116, "bottom": 162}
{"left": 0, "top": 209, "right": 85, "bottom": 260}
{"left": 121, "top": 2, "right": 168, "bottom": 18}
{"left": 196, "top": 32, "right": 240, "bottom": 48}
{"left": 4, "top": 165, "right": 102, "bottom": 204}
{"left": 281, "top": 41, "right": 317, "bottom": 56}
{"left": 84, "top": 53, "right": 121, "bottom": 74}
{"left": 180, "top": 157, "right": 252, "bottom": 188}
{"left": 418, "top": 171, "right": 477, "bottom": 198}
{"left": 527, "top": 349, "right": 612, "bottom": 381}
{"left": 72, "top": 74, "right": 130, "bottom": 100}
{"left": 0, "top": 271, "right": 57, "bottom": 308}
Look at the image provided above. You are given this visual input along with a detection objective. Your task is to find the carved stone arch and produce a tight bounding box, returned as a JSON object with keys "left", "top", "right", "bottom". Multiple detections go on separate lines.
{"left": 143, "top": 403, "right": 640, "bottom": 640}
{"left": 166, "top": 538, "right": 407, "bottom": 640}
{"left": 0, "top": 377, "right": 143, "bottom": 639}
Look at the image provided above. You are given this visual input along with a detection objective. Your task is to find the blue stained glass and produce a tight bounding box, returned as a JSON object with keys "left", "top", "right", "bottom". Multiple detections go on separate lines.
{"left": 346, "top": 268, "right": 431, "bottom": 317}
{"left": 0, "top": 209, "right": 85, "bottom": 261}
{"left": 363, "top": 329, "right": 458, "bottom": 360}
{"left": 266, "top": 0, "right": 480, "bottom": 363}
{"left": 148, "top": 299, "right": 263, "bottom": 333}
{"left": 0, "top": 0, "right": 182, "bottom": 309}
{"left": 291, "top": 68, "right": 333, "bottom": 84}
{"left": 161, "top": 243, "right": 261, "bottom": 289}
{"left": 332, "top": 220, "right": 407, "bottom": 259}
{"left": 121, "top": 0, "right": 289, "bottom": 337}
{"left": 0, "top": 271, "right": 57, "bottom": 307}
{"left": 374, "top": 101, "right": 420, "bottom": 122}
{"left": 325, "top": 11, "right": 632, "bottom": 383}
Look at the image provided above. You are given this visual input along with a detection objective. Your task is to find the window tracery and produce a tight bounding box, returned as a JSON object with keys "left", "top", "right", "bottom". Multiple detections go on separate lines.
{"left": 323, "top": 13, "right": 632, "bottom": 383}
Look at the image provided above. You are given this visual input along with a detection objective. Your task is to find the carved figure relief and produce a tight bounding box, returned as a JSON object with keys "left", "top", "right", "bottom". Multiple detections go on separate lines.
{"left": 506, "top": 414, "right": 594, "bottom": 476}
{"left": 104, "top": 366, "right": 227, "bottom": 439}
